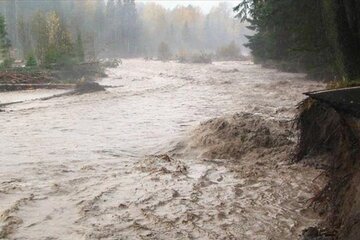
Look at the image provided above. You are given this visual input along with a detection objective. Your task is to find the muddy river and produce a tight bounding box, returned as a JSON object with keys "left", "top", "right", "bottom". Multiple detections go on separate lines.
{"left": 0, "top": 60, "right": 326, "bottom": 239}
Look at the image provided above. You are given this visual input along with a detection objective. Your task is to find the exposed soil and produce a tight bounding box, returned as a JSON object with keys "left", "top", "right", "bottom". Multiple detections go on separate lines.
{"left": 295, "top": 99, "right": 360, "bottom": 240}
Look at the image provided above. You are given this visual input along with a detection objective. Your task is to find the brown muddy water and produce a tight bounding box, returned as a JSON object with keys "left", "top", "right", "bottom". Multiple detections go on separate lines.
{"left": 0, "top": 60, "right": 326, "bottom": 239}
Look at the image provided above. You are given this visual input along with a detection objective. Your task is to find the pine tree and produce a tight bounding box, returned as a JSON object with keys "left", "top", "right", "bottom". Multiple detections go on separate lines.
{"left": 106, "top": 0, "right": 116, "bottom": 19}
{"left": 26, "top": 52, "right": 37, "bottom": 67}
{"left": 31, "top": 11, "right": 74, "bottom": 67}
{"left": 76, "top": 31, "right": 85, "bottom": 62}
{"left": 0, "top": 14, "right": 11, "bottom": 68}
{"left": 121, "top": 0, "right": 139, "bottom": 56}
{"left": 31, "top": 11, "right": 49, "bottom": 65}
{"left": 18, "top": 15, "right": 32, "bottom": 58}
{"left": 181, "top": 22, "right": 191, "bottom": 48}
{"left": 234, "top": 0, "right": 360, "bottom": 81}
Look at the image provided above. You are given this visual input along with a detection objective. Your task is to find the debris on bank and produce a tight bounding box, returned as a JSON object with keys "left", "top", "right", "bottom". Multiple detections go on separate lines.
{"left": 0, "top": 70, "right": 54, "bottom": 85}
{"left": 296, "top": 87, "right": 360, "bottom": 240}
{"left": 0, "top": 62, "right": 106, "bottom": 92}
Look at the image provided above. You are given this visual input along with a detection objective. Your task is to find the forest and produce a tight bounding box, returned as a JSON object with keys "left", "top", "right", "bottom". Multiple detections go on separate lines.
{"left": 1, "top": 0, "right": 360, "bottom": 83}
{"left": 234, "top": 0, "right": 360, "bottom": 82}
{"left": 0, "top": 0, "right": 249, "bottom": 68}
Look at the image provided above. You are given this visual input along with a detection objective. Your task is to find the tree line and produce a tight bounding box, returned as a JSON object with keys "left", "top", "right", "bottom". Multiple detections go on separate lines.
{"left": 234, "top": 0, "right": 360, "bottom": 82}
{"left": 0, "top": 0, "right": 249, "bottom": 67}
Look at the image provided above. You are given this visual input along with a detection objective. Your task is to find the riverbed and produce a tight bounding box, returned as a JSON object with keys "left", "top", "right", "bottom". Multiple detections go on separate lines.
{"left": 0, "top": 60, "right": 325, "bottom": 239}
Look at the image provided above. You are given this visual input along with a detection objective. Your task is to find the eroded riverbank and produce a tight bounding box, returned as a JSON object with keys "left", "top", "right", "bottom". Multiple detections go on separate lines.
{"left": 0, "top": 60, "right": 325, "bottom": 239}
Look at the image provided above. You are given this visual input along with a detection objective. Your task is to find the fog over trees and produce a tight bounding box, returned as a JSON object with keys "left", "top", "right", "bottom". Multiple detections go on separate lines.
{"left": 234, "top": 0, "right": 360, "bottom": 82}
{"left": 0, "top": 0, "right": 250, "bottom": 63}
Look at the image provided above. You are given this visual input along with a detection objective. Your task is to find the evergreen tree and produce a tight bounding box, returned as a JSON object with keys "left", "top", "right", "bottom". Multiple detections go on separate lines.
{"left": 18, "top": 15, "right": 32, "bottom": 58}
{"left": 0, "top": 14, "right": 11, "bottom": 68}
{"left": 31, "top": 11, "right": 74, "bottom": 66}
{"left": 5, "top": 0, "right": 18, "bottom": 49}
{"left": 234, "top": 0, "right": 360, "bottom": 81}
{"left": 181, "top": 22, "right": 191, "bottom": 47}
{"left": 121, "top": 0, "right": 140, "bottom": 56}
{"left": 76, "top": 31, "right": 85, "bottom": 62}
{"left": 94, "top": 0, "right": 106, "bottom": 53}
{"left": 45, "top": 11, "right": 74, "bottom": 65}
{"left": 31, "top": 11, "right": 49, "bottom": 64}
{"left": 106, "top": 0, "right": 116, "bottom": 19}
{"left": 26, "top": 52, "right": 37, "bottom": 67}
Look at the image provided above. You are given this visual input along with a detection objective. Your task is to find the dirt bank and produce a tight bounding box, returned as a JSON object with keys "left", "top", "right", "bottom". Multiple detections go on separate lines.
{"left": 296, "top": 99, "right": 360, "bottom": 240}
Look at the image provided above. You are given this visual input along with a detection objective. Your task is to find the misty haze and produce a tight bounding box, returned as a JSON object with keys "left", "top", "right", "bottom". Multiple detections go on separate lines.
{"left": 0, "top": 1, "right": 359, "bottom": 240}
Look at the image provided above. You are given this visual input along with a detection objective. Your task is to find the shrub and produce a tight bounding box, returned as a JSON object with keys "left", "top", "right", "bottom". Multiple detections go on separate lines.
{"left": 158, "top": 42, "right": 171, "bottom": 61}
{"left": 176, "top": 51, "right": 212, "bottom": 64}
{"left": 190, "top": 52, "right": 212, "bottom": 64}
{"left": 26, "top": 53, "right": 37, "bottom": 67}
{"left": 176, "top": 49, "right": 189, "bottom": 63}
{"left": 216, "top": 41, "right": 241, "bottom": 60}
{"left": 0, "top": 58, "right": 12, "bottom": 69}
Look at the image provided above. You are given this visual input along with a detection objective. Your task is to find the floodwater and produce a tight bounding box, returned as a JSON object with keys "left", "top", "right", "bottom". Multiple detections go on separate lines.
{"left": 0, "top": 60, "right": 325, "bottom": 239}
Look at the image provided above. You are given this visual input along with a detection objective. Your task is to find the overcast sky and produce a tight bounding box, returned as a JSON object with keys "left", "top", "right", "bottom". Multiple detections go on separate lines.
{"left": 138, "top": 0, "right": 240, "bottom": 13}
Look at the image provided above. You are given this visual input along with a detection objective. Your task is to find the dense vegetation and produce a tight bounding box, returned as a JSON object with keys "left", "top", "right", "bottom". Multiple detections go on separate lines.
{"left": 234, "top": 0, "right": 360, "bottom": 82}
{"left": 0, "top": 0, "right": 249, "bottom": 65}
{"left": 0, "top": 14, "right": 11, "bottom": 68}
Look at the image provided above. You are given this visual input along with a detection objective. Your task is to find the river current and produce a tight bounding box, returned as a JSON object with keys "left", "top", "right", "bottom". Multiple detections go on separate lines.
{"left": 0, "top": 60, "right": 325, "bottom": 239}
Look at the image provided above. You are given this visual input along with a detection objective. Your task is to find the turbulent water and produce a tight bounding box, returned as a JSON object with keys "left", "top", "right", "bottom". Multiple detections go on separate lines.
{"left": 0, "top": 60, "right": 326, "bottom": 239}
